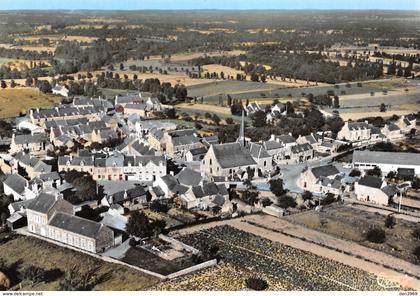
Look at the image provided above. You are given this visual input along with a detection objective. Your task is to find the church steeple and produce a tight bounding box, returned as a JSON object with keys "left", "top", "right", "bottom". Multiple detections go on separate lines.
{"left": 237, "top": 110, "right": 245, "bottom": 147}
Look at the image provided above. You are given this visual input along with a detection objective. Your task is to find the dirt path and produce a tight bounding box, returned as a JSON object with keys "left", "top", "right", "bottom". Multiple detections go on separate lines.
{"left": 174, "top": 215, "right": 420, "bottom": 290}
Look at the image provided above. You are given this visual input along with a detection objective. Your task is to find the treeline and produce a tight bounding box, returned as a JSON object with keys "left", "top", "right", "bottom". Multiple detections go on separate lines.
{"left": 0, "top": 47, "right": 52, "bottom": 60}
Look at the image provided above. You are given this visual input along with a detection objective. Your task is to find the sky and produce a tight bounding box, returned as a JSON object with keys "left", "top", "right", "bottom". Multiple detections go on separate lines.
{"left": 0, "top": 0, "right": 418, "bottom": 11}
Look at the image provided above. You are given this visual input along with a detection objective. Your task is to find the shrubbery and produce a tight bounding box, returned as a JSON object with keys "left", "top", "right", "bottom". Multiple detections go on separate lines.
{"left": 366, "top": 228, "right": 386, "bottom": 244}
{"left": 245, "top": 277, "right": 269, "bottom": 291}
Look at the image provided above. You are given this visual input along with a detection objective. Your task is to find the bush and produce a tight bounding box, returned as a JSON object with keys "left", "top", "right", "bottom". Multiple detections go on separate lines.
{"left": 349, "top": 169, "right": 361, "bottom": 177}
{"left": 245, "top": 277, "right": 269, "bottom": 291}
{"left": 269, "top": 179, "right": 285, "bottom": 197}
{"left": 261, "top": 198, "right": 272, "bottom": 207}
{"left": 414, "top": 246, "right": 420, "bottom": 261}
{"left": 412, "top": 228, "right": 420, "bottom": 240}
{"left": 129, "top": 237, "right": 138, "bottom": 247}
{"left": 366, "top": 228, "right": 386, "bottom": 244}
{"left": 302, "top": 191, "right": 313, "bottom": 201}
{"left": 23, "top": 266, "right": 47, "bottom": 283}
{"left": 150, "top": 200, "right": 170, "bottom": 213}
{"left": 277, "top": 195, "right": 297, "bottom": 209}
{"left": 384, "top": 215, "right": 396, "bottom": 229}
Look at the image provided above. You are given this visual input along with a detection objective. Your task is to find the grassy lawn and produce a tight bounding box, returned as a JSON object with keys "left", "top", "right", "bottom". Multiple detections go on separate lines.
{"left": 283, "top": 204, "right": 420, "bottom": 265}
{"left": 0, "top": 235, "right": 159, "bottom": 291}
{"left": 0, "top": 88, "right": 61, "bottom": 118}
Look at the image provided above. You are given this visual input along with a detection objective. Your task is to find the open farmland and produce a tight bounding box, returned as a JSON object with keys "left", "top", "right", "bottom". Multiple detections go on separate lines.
{"left": 0, "top": 235, "right": 159, "bottom": 291}
{"left": 0, "top": 88, "right": 61, "bottom": 118}
{"left": 187, "top": 80, "right": 386, "bottom": 103}
{"left": 162, "top": 225, "right": 397, "bottom": 291}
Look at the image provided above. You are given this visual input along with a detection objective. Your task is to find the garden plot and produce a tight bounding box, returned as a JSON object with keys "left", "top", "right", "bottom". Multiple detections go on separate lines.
{"left": 284, "top": 204, "right": 420, "bottom": 265}
{"left": 173, "top": 225, "right": 395, "bottom": 291}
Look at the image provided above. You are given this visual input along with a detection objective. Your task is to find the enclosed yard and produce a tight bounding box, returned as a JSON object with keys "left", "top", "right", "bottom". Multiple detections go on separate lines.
{"left": 164, "top": 225, "right": 397, "bottom": 291}
{"left": 283, "top": 204, "right": 420, "bottom": 265}
{"left": 0, "top": 235, "right": 159, "bottom": 291}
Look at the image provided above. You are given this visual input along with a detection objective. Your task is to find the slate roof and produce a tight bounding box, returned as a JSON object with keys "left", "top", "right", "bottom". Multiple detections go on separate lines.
{"left": 247, "top": 143, "right": 271, "bottom": 159}
{"left": 202, "top": 135, "right": 219, "bottom": 146}
{"left": 150, "top": 129, "right": 164, "bottom": 140}
{"left": 124, "top": 155, "right": 165, "bottom": 166}
{"left": 169, "top": 129, "right": 196, "bottom": 137}
{"left": 273, "top": 134, "right": 296, "bottom": 144}
{"left": 13, "top": 134, "right": 47, "bottom": 145}
{"left": 382, "top": 185, "right": 398, "bottom": 197}
{"left": 353, "top": 151, "right": 420, "bottom": 166}
{"left": 397, "top": 168, "right": 415, "bottom": 177}
{"left": 27, "top": 193, "right": 60, "bottom": 214}
{"left": 160, "top": 175, "right": 178, "bottom": 190}
{"left": 291, "top": 143, "right": 312, "bottom": 154}
{"left": 39, "top": 172, "right": 61, "bottom": 181}
{"left": 4, "top": 174, "right": 27, "bottom": 195}
{"left": 131, "top": 141, "right": 155, "bottom": 155}
{"left": 311, "top": 165, "right": 340, "bottom": 178}
{"left": 188, "top": 147, "right": 208, "bottom": 156}
{"left": 263, "top": 140, "right": 284, "bottom": 151}
{"left": 358, "top": 175, "right": 383, "bottom": 189}
{"left": 111, "top": 186, "right": 146, "bottom": 204}
{"left": 172, "top": 135, "right": 200, "bottom": 146}
{"left": 212, "top": 143, "right": 256, "bottom": 169}
{"left": 387, "top": 124, "right": 400, "bottom": 132}
{"left": 176, "top": 168, "right": 202, "bottom": 186}
{"left": 49, "top": 212, "right": 105, "bottom": 239}
{"left": 304, "top": 134, "right": 318, "bottom": 144}
{"left": 348, "top": 122, "right": 370, "bottom": 130}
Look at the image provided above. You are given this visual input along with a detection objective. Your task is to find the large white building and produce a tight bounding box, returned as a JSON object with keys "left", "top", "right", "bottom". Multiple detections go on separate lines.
{"left": 353, "top": 150, "right": 420, "bottom": 176}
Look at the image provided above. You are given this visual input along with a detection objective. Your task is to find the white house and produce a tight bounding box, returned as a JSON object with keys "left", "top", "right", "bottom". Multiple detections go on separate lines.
{"left": 52, "top": 85, "right": 69, "bottom": 97}
{"left": 353, "top": 150, "right": 420, "bottom": 176}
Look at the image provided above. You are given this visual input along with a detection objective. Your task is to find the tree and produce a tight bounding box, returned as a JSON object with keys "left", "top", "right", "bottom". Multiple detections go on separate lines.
{"left": 349, "top": 169, "right": 361, "bottom": 177}
{"left": 38, "top": 80, "right": 52, "bottom": 93}
{"left": 126, "top": 211, "right": 152, "bottom": 238}
{"left": 23, "top": 266, "right": 48, "bottom": 283}
{"left": 251, "top": 110, "right": 267, "bottom": 128}
{"left": 245, "top": 277, "right": 269, "bottom": 291}
{"left": 277, "top": 195, "right": 297, "bottom": 209}
{"left": 150, "top": 200, "right": 169, "bottom": 213}
{"left": 414, "top": 246, "right": 420, "bottom": 261}
{"left": 384, "top": 215, "right": 396, "bottom": 229}
{"left": 366, "top": 228, "right": 386, "bottom": 243}
{"left": 212, "top": 114, "right": 221, "bottom": 125}
{"left": 333, "top": 95, "right": 340, "bottom": 108}
{"left": 302, "top": 191, "right": 313, "bottom": 201}
{"left": 164, "top": 108, "right": 177, "bottom": 119}
{"left": 412, "top": 227, "right": 420, "bottom": 240}
{"left": 380, "top": 103, "right": 387, "bottom": 112}
{"left": 269, "top": 179, "right": 285, "bottom": 197}
{"left": 366, "top": 166, "right": 382, "bottom": 177}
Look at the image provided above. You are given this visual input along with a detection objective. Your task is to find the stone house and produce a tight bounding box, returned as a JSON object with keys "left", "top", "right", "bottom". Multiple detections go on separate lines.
{"left": 9, "top": 133, "right": 48, "bottom": 155}
{"left": 27, "top": 193, "right": 114, "bottom": 253}
{"left": 299, "top": 164, "right": 342, "bottom": 195}
{"left": 337, "top": 121, "right": 371, "bottom": 142}
{"left": 354, "top": 175, "right": 397, "bottom": 205}
{"left": 396, "top": 114, "right": 417, "bottom": 134}
{"left": 381, "top": 124, "right": 404, "bottom": 141}
{"left": 201, "top": 142, "right": 257, "bottom": 178}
